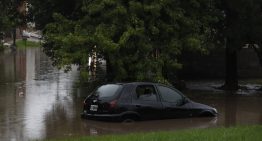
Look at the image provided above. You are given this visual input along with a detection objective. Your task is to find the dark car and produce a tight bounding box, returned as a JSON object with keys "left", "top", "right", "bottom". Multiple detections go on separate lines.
{"left": 81, "top": 82, "right": 217, "bottom": 121}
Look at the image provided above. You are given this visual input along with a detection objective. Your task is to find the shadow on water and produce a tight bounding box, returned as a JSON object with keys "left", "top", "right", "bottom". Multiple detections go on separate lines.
{"left": 225, "top": 92, "right": 237, "bottom": 127}
{"left": 0, "top": 48, "right": 261, "bottom": 141}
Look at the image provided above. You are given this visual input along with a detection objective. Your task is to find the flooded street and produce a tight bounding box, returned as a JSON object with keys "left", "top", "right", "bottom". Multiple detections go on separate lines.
{"left": 0, "top": 48, "right": 261, "bottom": 141}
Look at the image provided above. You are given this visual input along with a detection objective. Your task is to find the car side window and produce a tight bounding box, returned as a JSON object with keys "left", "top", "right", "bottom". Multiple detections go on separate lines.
{"left": 157, "top": 85, "right": 183, "bottom": 105}
{"left": 136, "top": 85, "right": 157, "bottom": 101}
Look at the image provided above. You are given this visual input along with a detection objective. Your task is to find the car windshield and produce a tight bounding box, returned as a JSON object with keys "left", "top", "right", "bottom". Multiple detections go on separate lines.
{"left": 93, "top": 84, "right": 123, "bottom": 98}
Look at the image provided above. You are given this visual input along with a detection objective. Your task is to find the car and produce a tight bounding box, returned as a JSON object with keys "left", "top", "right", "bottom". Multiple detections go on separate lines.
{"left": 81, "top": 82, "right": 217, "bottom": 121}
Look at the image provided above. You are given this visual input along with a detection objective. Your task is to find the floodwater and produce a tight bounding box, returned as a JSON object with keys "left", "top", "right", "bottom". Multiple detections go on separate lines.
{"left": 0, "top": 48, "right": 261, "bottom": 141}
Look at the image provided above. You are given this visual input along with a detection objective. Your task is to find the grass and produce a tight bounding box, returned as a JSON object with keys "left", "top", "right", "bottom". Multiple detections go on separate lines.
{"left": 0, "top": 44, "right": 4, "bottom": 51}
{"left": 16, "top": 39, "right": 41, "bottom": 48}
{"left": 42, "top": 125, "right": 262, "bottom": 141}
{"left": 240, "top": 79, "right": 262, "bottom": 85}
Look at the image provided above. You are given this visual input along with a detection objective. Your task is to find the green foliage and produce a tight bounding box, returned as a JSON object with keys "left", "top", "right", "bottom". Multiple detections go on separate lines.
{"left": 43, "top": 13, "right": 95, "bottom": 71}
{"left": 80, "top": 70, "right": 89, "bottom": 81}
{"left": 0, "top": 0, "right": 14, "bottom": 32}
{"left": 0, "top": 44, "right": 4, "bottom": 51}
{"left": 216, "top": 0, "right": 262, "bottom": 48}
{"left": 0, "top": 16, "right": 11, "bottom": 32}
{"left": 16, "top": 40, "right": 41, "bottom": 48}
{"left": 27, "top": 0, "right": 262, "bottom": 87}
{"left": 28, "top": 0, "right": 83, "bottom": 29}
{"left": 213, "top": 0, "right": 262, "bottom": 89}
{"left": 41, "top": 0, "right": 220, "bottom": 82}
{"left": 0, "top": 0, "right": 26, "bottom": 47}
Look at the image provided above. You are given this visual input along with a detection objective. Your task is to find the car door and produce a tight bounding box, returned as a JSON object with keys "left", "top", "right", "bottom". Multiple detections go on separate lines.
{"left": 131, "top": 84, "right": 163, "bottom": 120}
{"left": 156, "top": 85, "right": 190, "bottom": 118}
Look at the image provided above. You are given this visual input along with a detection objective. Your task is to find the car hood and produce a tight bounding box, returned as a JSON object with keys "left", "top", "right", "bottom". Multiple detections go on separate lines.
{"left": 185, "top": 101, "right": 214, "bottom": 110}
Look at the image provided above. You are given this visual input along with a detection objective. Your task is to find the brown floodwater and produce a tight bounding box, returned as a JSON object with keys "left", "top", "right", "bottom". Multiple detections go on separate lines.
{"left": 0, "top": 48, "right": 261, "bottom": 141}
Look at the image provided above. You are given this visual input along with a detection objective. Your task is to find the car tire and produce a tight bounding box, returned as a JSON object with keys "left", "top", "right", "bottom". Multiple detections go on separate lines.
{"left": 121, "top": 114, "right": 140, "bottom": 123}
{"left": 199, "top": 111, "right": 215, "bottom": 117}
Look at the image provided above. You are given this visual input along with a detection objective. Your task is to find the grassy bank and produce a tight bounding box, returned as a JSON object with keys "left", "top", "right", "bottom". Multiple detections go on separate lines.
{"left": 44, "top": 125, "right": 262, "bottom": 141}
{"left": 16, "top": 39, "right": 41, "bottom": 48}
{"left": 240, "top": 79, "right": 262, "bottom": 85}
{"left": 0, "top": 44, "right": 4, "bottom": 51}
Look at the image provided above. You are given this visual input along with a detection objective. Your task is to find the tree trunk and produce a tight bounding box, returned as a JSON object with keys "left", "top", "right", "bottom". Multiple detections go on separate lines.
{"left": 224, "top": 39, "right": 238, "bottom": 90}
{"left": 12, "top": 28, "right": 17, "bottom": 47}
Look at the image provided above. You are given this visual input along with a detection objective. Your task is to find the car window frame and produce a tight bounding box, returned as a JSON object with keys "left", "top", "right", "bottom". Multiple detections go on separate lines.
{"left": 89, "top": 84, "right": 124, "bottom": 100}
{"left": 133, "top": 84, "right": 160, "bottom": 102}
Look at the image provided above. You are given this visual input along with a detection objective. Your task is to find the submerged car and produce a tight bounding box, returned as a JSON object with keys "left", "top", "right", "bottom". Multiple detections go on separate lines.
{"left": 81, "top": 82, "right": 217, "bottom": 121}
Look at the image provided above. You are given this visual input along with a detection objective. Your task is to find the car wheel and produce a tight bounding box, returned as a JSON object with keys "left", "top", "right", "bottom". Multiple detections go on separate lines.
{"left": 121, "top": 114, "right": 140, "bottom": 123}
{"left": 199, "top": 111, "right": 215, "bottom": 117}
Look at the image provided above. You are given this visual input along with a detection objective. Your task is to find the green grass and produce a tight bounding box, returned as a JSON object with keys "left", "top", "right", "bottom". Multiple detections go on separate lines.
{"left": 240, "top": 79, "right": 262, "bottom": 85}
{"left": 43, "top": 125, "right": 262, "bottom": 141}
{"left": 0, "top": 44, "right": 4, "bottom": 51}
{"left": 16, "top": 39, "right": 41, "bottom": 48}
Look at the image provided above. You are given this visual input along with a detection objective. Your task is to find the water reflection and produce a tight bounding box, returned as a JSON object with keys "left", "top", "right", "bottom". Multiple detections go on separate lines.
{"left": 0, "top": 48, "right": 79, "bottom": 141}
{"left": 0, "top": 48, "right": 261, "bottom": 141}
{"left": 0, "top": 49, "right": 26, "bottom": 83}
{"left": 185, "top": 91, "right": 262, "bottom": 127}
{"left": 82, "top": 117, "right": 218, "bottom": 136}
{"left": 225, "top": 93, "right": 237, "bottom": 127}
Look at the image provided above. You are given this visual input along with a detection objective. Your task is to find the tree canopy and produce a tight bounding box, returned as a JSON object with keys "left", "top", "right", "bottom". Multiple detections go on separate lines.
{"left": 28, "top": 0, "right": 83, "bottom": 29}
{"left": 0, "top": 0, "right": 19, "bottom": 32}
{"left": 28, "top": 0, "right": 262, "bottom": 89}
{"left": 0, "top": 0, "right": 27, "bottom": 47}
{"left": 41, "top": 0, "right": 220, "bottom": 83}
{"left": 216, "top": 0, "right": 262, "bottom": 90}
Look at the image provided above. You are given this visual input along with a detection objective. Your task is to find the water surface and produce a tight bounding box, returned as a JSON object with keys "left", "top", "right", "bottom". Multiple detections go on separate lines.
{"left": 0, "top": 48, "right": 261, "bottom": 141}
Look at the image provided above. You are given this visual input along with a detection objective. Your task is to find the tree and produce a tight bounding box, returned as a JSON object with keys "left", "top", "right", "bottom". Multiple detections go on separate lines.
{"left": 0, "top": 0, "right": 13, "bottom": 48}
{"left": 217, "top": 0, "right": 262, "bottom": 90}
{"left": 0, "top": 1, "right": 9, "bottom": 49}
{"left": 42, "top": 0, "right": 219, "bottom": 83}
{"left": 0, "top": 0, "right": 26, "bottom": 48}
{"left": 28, "top": 0, "right": 83, "bottom": 29}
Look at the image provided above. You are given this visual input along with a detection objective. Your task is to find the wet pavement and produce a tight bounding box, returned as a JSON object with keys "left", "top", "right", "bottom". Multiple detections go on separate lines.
{"left": 0, "top": 48, "right": 261, "bottom": 141}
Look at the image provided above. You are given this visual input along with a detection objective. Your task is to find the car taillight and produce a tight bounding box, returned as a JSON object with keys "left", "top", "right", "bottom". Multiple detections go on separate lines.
{"left": 109, "top": 100, "right": 117, "bottom": 109}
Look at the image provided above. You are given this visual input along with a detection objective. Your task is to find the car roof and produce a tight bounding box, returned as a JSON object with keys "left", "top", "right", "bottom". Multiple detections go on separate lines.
{"left": 114, "top": 82, "right": 165, "bottom": 86}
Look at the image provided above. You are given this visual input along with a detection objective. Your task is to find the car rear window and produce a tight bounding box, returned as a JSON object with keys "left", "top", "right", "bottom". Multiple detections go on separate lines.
{"left": 94, "top": 84, "right": 123, "bottom": 98}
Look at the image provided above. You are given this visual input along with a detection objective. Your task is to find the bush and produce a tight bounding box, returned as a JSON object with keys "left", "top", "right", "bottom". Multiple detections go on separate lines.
{"left": 0, "top": 43, "right": 4, "bottom": 51}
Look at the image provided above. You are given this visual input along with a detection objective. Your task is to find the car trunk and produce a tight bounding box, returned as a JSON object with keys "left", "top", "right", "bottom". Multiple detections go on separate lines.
{"left": 83, "top": 84, "right": 123, "bottom": 114}
{"left": 84, "top": 96, "right": 117, "bottom": 114}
